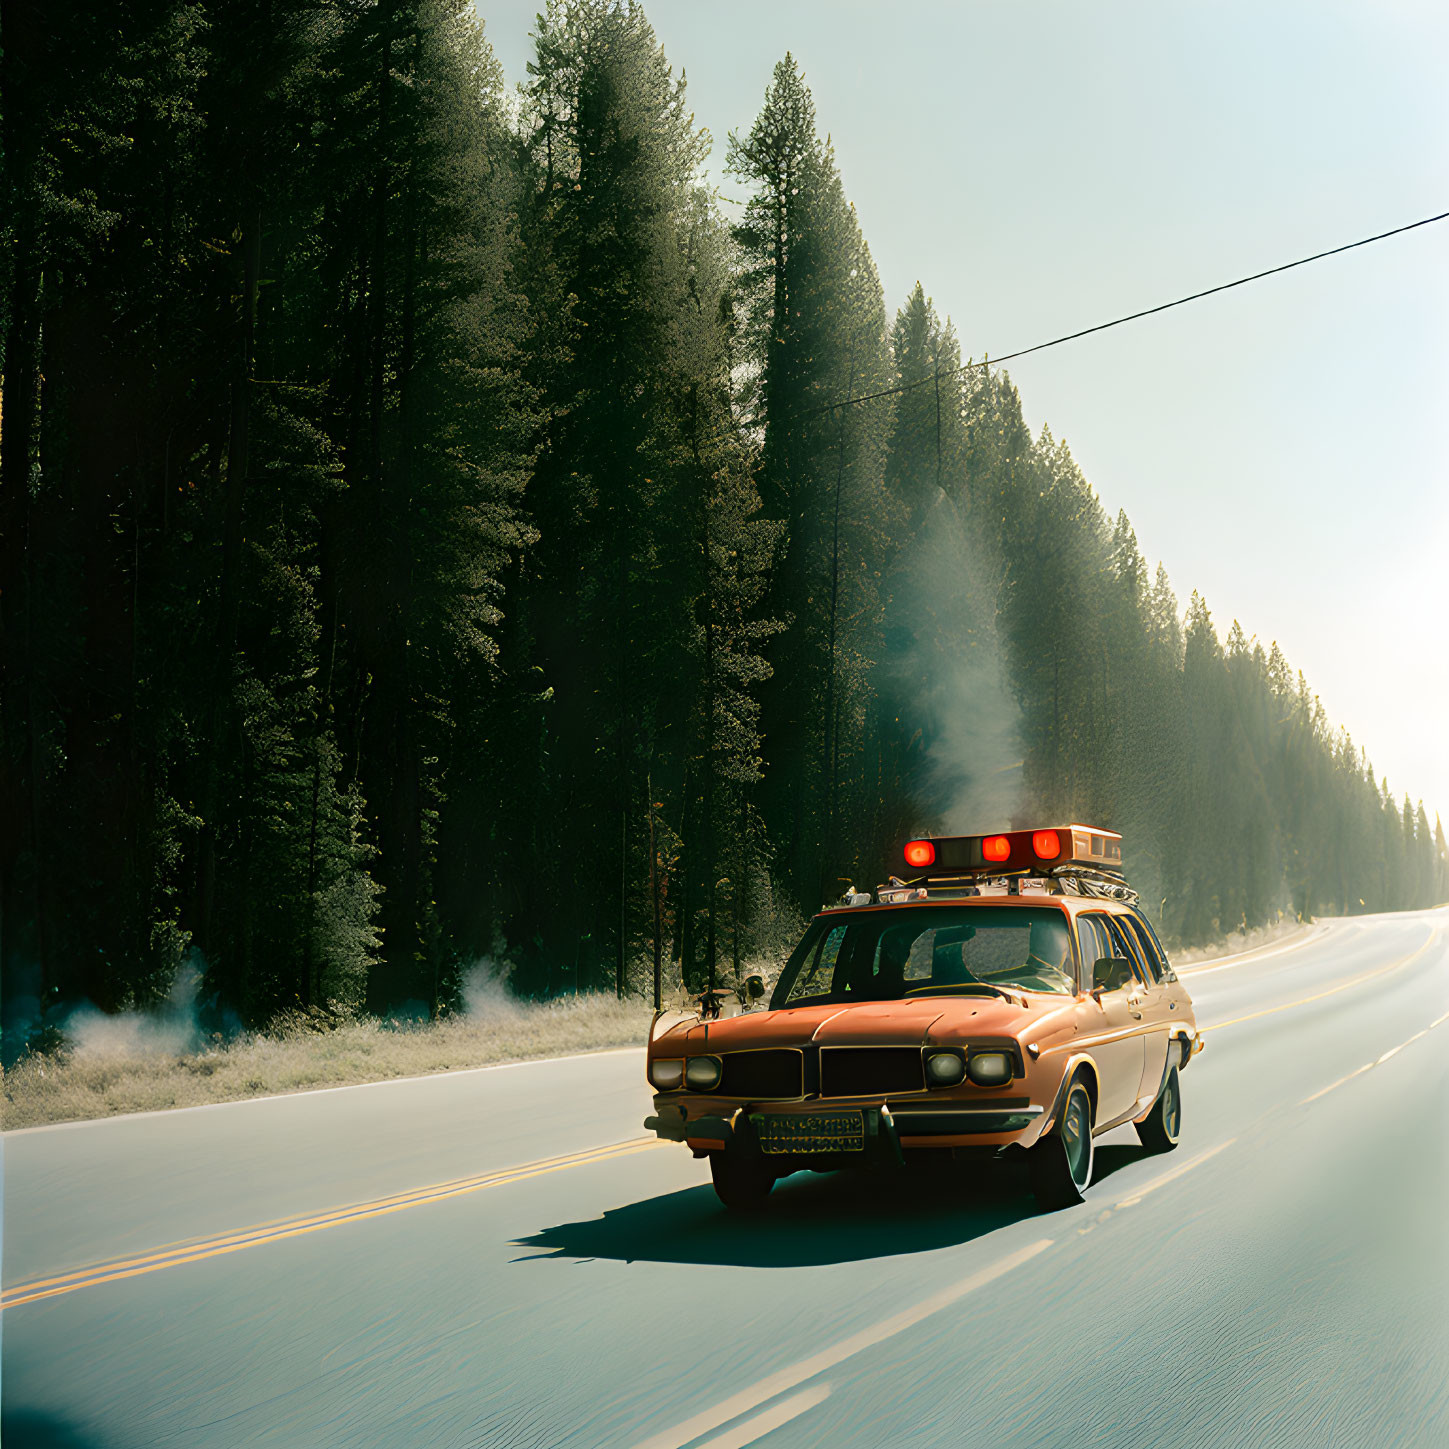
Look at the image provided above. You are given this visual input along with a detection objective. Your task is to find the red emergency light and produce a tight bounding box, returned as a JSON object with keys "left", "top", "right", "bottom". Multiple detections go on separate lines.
{"left": 898, "top": 824, "right": 1122, "bottom": 878}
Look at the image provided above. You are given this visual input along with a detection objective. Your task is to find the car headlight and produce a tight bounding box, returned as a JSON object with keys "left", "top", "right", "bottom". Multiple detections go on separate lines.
{"left": 649, "top": 1058, "right": 685, "bottom": 1091}
{"left": 924, "top": 1050, "right": 966, "bottom": 1087}
{"left": 967, "top": 1051, "right": 1014, "bottom": 1086}
{"left": 684, "top": 1055, "right": 723, "bottom": 1091}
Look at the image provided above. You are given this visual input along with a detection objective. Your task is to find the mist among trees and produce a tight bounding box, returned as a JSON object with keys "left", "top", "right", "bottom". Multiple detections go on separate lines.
{"left": 3, "top": 0, "right": 1444, "bottom": 1048}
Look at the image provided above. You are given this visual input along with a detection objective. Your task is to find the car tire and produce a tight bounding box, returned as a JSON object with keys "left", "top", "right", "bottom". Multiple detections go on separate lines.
{"left": 1029, "top": 1080, "right": 1094, "bottom": 1211}
{"left": 710, "top": 1146, "right": 775, "bottom": 1212}
{"left": 1135, "top": 1066, "right": 1182, "bottom": 1153}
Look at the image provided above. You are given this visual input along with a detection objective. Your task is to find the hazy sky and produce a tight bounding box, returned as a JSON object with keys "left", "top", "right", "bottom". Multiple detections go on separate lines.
{"left": 475, "top": 0, "right": 1449, "bottom": 824}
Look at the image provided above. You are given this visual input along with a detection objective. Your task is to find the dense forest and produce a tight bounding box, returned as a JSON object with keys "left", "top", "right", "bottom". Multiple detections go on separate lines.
{"left": 2, "top": 0, "right": 1445, "bottom": 1049}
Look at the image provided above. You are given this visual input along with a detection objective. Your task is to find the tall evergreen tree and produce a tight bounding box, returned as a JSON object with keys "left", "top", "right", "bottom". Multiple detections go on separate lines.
{"left": 507, "top": 0, "right": 775, "bottom": 995}
{"left": 317, "top": 0, "right": 534, "bottom": 1012}
{"left": 729, "top": 54, "right": 896, "bottom": 912}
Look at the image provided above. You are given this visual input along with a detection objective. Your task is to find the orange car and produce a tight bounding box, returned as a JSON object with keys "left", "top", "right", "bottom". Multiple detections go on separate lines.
{"left": 644, "top": 825, "right": 1202, "bottom": 1211}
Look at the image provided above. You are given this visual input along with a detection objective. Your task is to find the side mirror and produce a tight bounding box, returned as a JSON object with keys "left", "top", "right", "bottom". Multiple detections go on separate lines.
{"left": 745, "top": 974, "right": 766, "bottom": 1001}
{"left": 1092, "top": 957, "right": 1133, "bottom": 995}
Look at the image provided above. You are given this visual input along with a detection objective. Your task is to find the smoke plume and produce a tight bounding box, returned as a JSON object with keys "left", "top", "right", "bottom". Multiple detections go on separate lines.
{"left": 892, "top": 490, "right": 1023, "bottom": 833}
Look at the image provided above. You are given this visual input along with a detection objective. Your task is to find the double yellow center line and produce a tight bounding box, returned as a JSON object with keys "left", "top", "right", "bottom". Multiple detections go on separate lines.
{"left": 1, "top": 1136, "right": 663, "bottom": 1311}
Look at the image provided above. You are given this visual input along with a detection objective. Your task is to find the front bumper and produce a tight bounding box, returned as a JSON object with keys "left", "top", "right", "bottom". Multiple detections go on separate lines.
{"left": 645, "top": 1098, "right": 1045, "bottom": 1153}
{"left": 888, "top": 1103, "right": 1044, "bottom": 1140}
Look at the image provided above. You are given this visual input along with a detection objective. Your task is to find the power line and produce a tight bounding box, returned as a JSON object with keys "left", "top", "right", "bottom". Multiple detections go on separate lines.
{"left": 802, "top": 208, "right": 1449, "bottom": 420}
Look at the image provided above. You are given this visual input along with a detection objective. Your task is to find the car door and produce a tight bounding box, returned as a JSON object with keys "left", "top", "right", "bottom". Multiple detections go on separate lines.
{"left": 1075, "top": 913, "right": 1145, "bottom": 1125}
{"left": 1107, "top": 913, "right": 1170, "bottom": 1108}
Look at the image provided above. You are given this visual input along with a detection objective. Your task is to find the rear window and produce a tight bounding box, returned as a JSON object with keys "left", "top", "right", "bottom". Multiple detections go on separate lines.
{"left": 1123, "top": 913, "right": 1173, "bottom": 981}
{"left": 771, "top": 906, "right": 1076, "bottom": 1008}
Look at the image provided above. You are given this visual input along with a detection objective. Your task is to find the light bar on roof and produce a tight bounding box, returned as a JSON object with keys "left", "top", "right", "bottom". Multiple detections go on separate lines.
{"left": 899, "top": 825, "right": 1122, "bottom": 878}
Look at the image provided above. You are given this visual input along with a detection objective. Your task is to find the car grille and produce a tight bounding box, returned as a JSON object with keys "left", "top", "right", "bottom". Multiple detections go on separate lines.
{"left": 820, "top": 1047, "right": 924, "bottom": 1098}
{"left": 718, "top": 1049, "right": 803, "bottom": 1100}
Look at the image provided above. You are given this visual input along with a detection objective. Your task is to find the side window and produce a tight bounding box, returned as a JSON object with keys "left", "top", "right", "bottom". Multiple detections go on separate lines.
{"left": 1102, "top": 917, "right": 1150, "bottom": 986}
{"left": 1076, "top": 916, "right": 1112, "bottom": 978}
{"left": 1120, "top": 915, "right": 1165, "bottom": 982}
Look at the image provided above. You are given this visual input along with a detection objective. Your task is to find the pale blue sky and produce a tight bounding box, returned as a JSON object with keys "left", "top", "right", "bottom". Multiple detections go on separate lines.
{"left": 475, "top": 0, "right": 1449, "bottom": 826}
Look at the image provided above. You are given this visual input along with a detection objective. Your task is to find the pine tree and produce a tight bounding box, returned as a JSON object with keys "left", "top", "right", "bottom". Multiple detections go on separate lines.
{"left": 1, "top": 0, "right": 213, "bottom": 1014}
{"left": 318, "top": 0, "right": 534, "bottom": 1012}
{"left": 885, "top": 284, "right": 966, "bottom": 520}
{"left": 729, "top": 54, "right": 896, "bottom": 911}
{"left": 508, "top": 0, "right": 777, "bottom": 995}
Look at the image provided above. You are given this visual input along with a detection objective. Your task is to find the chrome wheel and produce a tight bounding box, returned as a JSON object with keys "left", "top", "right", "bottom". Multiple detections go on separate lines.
{"left": 1061, "top": 1087, "right": 1093, "bottom": 1188}
{"left": 1029, "top": 1080, "right": 1095, "bottom": 1210}
{"left": 1136, "top": 1066, "right": 1182, "bottom": 1152}
{"left": 1163, "top": 1073, "right": 1182, "bottom": 1136}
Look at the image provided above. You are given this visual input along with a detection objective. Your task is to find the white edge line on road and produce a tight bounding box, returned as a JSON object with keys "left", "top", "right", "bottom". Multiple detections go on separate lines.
{"left": 4, "top": 1046, "right": 646, "bottom": 1136}
{"left": 1177, "top": 922, "right": 1331, "bottom": 976}
{"left": 1115, "top": 1139, "right": 1236, "bottom": 1210}
{"left": 693, "top": 1386, "right": 832, "bottom": 1449}
{"left": 1118, "top": 991, "right": 1449, "bottom": 1206}
{"left": 632, "top": 1239, "right": 1053, "bottom": 1449}
{"left": 1299, "top": 1005, "right": 1449, "bottom": 1106}
{"left": 1300, "top": 1064, "right": 1374, "bottom": 1105}
{"left": 1199, "top": 924, "right": 1443, "bottom": 1035}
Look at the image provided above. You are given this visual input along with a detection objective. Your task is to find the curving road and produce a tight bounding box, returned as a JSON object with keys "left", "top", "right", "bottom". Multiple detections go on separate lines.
{"left": 5, "top": 909, "right": 1448, "bottom": 1448}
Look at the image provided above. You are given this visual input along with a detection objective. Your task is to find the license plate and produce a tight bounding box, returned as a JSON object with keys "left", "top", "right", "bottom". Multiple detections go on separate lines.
{"left": 752, "top": 1111, "right": 865, "bottom": 1154}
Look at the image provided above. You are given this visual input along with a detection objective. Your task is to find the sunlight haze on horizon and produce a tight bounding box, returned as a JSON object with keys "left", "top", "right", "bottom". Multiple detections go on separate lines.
{"left": 478, "top": 0, "right": 1449, "bottom": 829}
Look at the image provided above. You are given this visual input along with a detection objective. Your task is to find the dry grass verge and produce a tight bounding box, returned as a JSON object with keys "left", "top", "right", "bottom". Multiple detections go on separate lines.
{"left": 3, "top": 994, "right": 653, "bottom": 1131}
{"left": 5, "top": 917, "right": 1319, "bottom": 1131}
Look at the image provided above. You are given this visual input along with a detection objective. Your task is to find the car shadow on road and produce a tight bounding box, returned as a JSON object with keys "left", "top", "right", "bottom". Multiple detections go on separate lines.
{"left": 1091, "top": 1142, "right": 1156, "bottom": 1184}
{"left": 515, "top": 1159, "right": 1053, "bottom": 1269}
{"left": 1, "top": 1409, "right": 110, "bottom": 1449}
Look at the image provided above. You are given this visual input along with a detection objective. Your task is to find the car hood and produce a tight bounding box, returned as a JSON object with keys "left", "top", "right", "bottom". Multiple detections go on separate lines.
{"left": 676, "top": 996, "right": 1041, "bottom": 1050}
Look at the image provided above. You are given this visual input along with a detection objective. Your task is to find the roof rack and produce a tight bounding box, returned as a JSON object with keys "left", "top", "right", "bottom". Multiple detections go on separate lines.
{"left": 1043, "top": 866, "right": 1138, "bottom": 904}
{"left": 875, "top": 867, "right": 1138, "bottom": 906}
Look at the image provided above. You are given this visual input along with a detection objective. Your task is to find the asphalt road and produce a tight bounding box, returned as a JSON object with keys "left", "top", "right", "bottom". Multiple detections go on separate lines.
{"left": 5, "top": 909, "right": 1448, "bottom": 1449}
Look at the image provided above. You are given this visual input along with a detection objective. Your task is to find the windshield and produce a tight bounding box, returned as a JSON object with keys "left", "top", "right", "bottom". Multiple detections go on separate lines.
{"left": 770, "top": 906, "right": 1077, "bottom": 1008}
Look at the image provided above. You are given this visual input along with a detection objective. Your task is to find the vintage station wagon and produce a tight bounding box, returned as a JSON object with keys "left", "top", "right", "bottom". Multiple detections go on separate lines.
{"left": 644, "top": 826, "right": 1202, "bottom": 1211}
